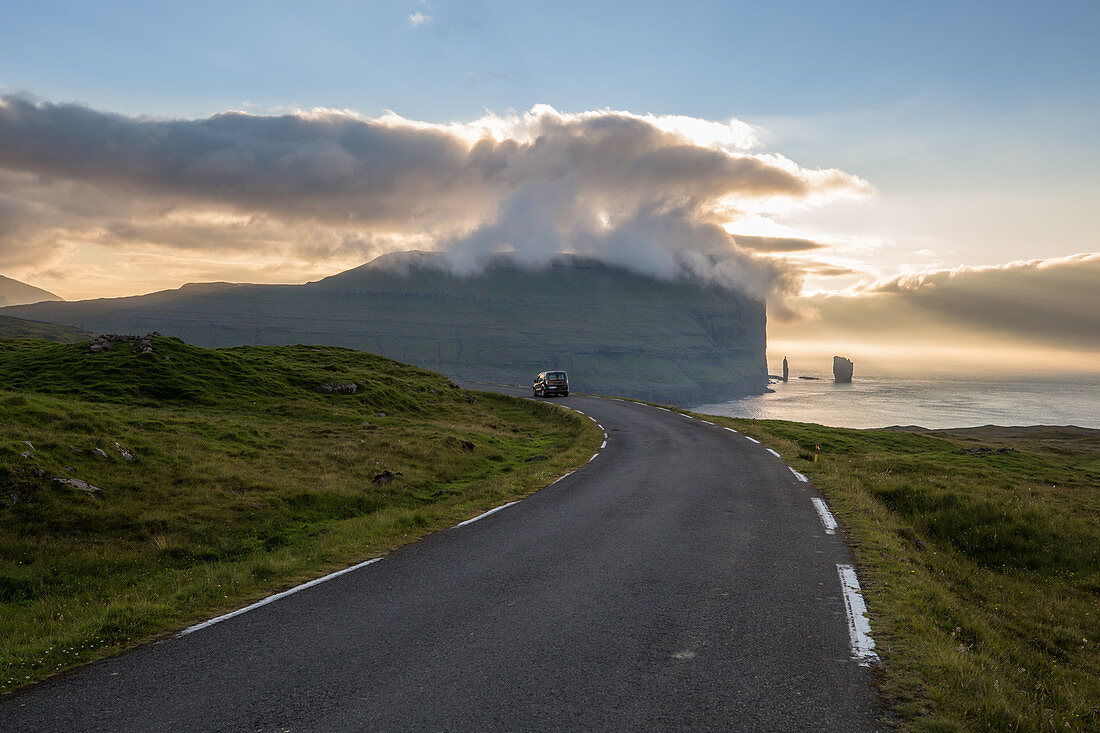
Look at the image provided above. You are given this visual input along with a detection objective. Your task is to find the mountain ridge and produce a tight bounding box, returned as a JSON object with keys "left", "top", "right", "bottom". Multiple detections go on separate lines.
{"left": 2, "top": 255, "right": 768, "bottom": 403}
{"left": 0, "top": 275, "right": 63, "bottom": 307}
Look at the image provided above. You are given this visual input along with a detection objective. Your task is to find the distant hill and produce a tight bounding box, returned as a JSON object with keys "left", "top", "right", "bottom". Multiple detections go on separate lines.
{"left": 0, "top": 275, "right": 62, "bottom": 307}
{"left": 0, "top": 315, "right": 91, "bottom": 342}
{"left": 0, "top": 254, "right": 768, "bottom": 403}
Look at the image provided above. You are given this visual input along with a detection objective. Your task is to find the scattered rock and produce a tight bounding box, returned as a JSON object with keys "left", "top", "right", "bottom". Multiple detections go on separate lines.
{"left": 445, "top": 437, "right": 475, "bottom": 452}
{"left": 20, "top": 451, "right": 33, "bottom": 459}
{"left": 524, "top": 454, "right": 548, "bottom": 463}
{"left": 448, "top": 382, "right": 460, "bottom": 389}
{"left": 464, "top": 394, "right": 476, "bottom": 403}
{"left": 372, "top": 470, "right": 396, "bottom": 485}
{"left": 429, "top": 389, "right": 438, "bottom": 395}
{"left": 114, "top": 442, "right": 134, "bottom": 461}
{"left": 93, "top": 448, "right": 109, "bottom": 459}
{"left": 24, "top": 441, "right": 33, "bottom": 450}
{"left": 53, "top": 477, "right": 103, "bottom": 493}
{"left": 376, "top": 412, "right": 387, "bottom": 418}
{"left": 313, "top": 383, "right": 358, "bottom": 395}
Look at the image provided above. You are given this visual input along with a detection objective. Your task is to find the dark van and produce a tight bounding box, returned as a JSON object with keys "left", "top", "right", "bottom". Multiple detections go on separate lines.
{"left": 533, "top": 371, "right": 569, "bottom": 398}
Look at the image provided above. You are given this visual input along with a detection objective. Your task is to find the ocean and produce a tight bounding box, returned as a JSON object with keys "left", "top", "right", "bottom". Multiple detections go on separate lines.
{"left": 693, "top": 373, "right": 1100, "bottom": 430}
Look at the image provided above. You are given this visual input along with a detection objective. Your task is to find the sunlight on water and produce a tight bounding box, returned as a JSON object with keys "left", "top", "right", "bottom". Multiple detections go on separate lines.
{"left": 694, "top": 375, "right": 1100, "bottom": 430}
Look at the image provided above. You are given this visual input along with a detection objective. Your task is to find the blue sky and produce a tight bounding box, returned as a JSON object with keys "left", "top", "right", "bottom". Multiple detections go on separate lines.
{"left": 1, "top": 1, "right": 1097, "bottom": 369}
{"left": 5, "top": 1, "right": 1097, "bottom": 121}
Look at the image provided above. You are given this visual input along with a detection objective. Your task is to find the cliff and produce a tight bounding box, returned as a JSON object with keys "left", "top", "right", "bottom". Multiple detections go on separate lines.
{"left": 1, "top": 254, "right": 769, "bottom": 403}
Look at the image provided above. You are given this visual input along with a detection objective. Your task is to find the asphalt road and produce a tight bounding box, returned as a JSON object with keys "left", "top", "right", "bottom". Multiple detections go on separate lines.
{"left": 1, "top": 387, "right": 882, "bottom": 731}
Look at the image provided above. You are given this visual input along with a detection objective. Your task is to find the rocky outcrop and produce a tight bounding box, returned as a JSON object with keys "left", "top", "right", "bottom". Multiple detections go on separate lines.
{"left": 88, "top": 332, "right": 161, "bottom": 355}
{"left": 833, "top": 355, "right": 854, "bottom": 383}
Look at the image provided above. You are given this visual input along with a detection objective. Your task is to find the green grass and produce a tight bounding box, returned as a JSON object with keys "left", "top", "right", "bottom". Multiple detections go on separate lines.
{"left": 0, "top": 337, "right": 600, "bottom": 693}
{"left": 692, "top": 413, "right": 1100, "bottom": 731}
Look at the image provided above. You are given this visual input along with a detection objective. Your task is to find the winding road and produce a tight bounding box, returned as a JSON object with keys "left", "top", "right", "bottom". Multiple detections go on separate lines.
{"left": 0, "top": 387, "right": 882, "bottom": 731}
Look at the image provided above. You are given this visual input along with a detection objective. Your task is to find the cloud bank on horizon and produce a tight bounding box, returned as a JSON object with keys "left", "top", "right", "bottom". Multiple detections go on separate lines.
{"left": 0, "top": 93, "right": 870, "bottom": 311}
{"left": 0, "top": 93, "right": 1096, "bottom": 365}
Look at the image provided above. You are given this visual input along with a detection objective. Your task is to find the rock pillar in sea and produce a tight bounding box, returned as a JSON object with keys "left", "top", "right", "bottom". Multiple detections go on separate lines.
{"left": 833, "top": 355, "right": 854, "bottom": 383}
{"left": 782, "top": 357, "right": 789, "bottom": 382}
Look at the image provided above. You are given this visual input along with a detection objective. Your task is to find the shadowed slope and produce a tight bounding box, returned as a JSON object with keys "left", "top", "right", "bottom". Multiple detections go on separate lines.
{"left": 2, "top": 255, "right": 768, "bottom": 403}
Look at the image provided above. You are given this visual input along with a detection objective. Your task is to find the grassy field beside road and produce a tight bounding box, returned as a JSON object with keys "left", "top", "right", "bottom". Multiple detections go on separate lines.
{"left": 707, "top": 415, "right": 1099, "bottom": 731}
{"left": 0, "top": 337, "right": 600, "bottom": 693}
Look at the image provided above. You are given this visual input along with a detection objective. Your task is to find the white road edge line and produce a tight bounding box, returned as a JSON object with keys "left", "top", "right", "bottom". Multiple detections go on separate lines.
{"left": 550, "top": 471, "right": 575, "bottom": 486}
{"left": 701, "top": 420, "right": 714, "bottom": 425}
{"left": 811, "top": 497, "right": 838, "bottom": 534}
{"left": 588, "top": 452, "right": 599, "bottom": 463}
{"left": 454, "top": 500, "right": 522, "bottom": 529}
{"left": 679, "top": 413, "right": 694, "bottom": 420}
{"left": 766, "top": 448, "right": 781, "bottom": 458}
{"left": 789, "top": 467, "right": 809, "bottom": 483}
{"left": 744, "top": 436, "right": 760, "bottom": 444}
{"left": 178, "top": 557, "right": 383, "bottom": 637}
{"left": 600, "top": 440, "right": 607, "bottom": 449}
{"left": 724, "top": 427, "right": 738, "bottom": 434}
{"left": 837, "top": 564, "right": 879, "bottom": 666}
{"left": 655, "top": 407, "right": 670, "bottom": 412}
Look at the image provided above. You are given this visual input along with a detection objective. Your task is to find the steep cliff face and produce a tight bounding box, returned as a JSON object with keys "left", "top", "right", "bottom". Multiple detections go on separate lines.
{"left": 833, "top": 355, "right": 854, "bottom": 383}
{"left": 2, "top": 255, "right": 768, "bottom": 403}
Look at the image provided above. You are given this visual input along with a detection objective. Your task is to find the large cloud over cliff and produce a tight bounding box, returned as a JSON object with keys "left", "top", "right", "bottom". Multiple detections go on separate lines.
{"left": 0, "top": 94, "right": 870, "bottom": 302}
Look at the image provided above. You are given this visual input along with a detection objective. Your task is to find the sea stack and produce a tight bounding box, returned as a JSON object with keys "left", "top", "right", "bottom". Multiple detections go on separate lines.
{"left": 782, "top": 357, "right": 789, "bottom": 382}
{"left": 833, "top": 355, "right": 854, "bottom": 383}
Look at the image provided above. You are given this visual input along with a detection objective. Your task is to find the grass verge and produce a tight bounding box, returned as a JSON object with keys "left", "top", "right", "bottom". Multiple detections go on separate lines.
{"left": 693, "top": 412, "right": 1099, "bottom": 731}
{"left": 0, "top": 337, "right": 600, "bottom": 693}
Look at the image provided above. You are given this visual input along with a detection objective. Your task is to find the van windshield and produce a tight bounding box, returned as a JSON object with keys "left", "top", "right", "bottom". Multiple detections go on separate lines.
{"left": 547, "top": 372, "right": 567, "bottom": 380}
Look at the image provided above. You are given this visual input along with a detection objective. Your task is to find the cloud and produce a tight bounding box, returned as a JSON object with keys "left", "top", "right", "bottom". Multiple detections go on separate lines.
{"left": 0, "top": 93, "right": 872, "bottom": 303}
{"left": 782, "top": 254, "right": 1100, "bottom": 353}
{"left": 732, "top": 235, "right": 827, "bottom": 252}
{"left": 407, "top": 11, "right": 432, "bottom": 26}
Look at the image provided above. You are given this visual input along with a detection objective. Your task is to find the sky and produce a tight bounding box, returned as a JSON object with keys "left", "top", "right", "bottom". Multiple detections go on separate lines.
{"left": 1, "top": 1, "right": 1097, "bottom": 374}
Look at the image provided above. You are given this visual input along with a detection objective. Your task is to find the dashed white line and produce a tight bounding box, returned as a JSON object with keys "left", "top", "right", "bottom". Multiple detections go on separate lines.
{"left": 766, "top": 448, "right": 781, "bottom": 458}
{"left": 789, "top": 467, "right": 809, "bottom": 483}
{"left": 744, "top": 436, "right": 760, "bottom": 444}
{"left": 600, "top": 439, "right": 607, "bottom": 449}
{"left": 655, "top": 407, "right": 671, "bottom": 412}
{"left": 701, "top": 420, "right": 715, "bottom": 426}
{"left": 679, "top": 413, "right": 694, "bottom": 420}
{"left": 588, "top": 452, "right": 599, "bottom": 463}
{"left": 837, "top": 564, "right": 879, "bottom": 665}
{"left": 454, "top": 501, "right": 522, "bottom": 528}
{"left": 177, "top": 557, "right": 383, "bottom": 637}
{"left": 811, "top": 497, "right": 838, "bottom": 534}
{"left": 724, "top": 427, "right": 738, "bottom": 434}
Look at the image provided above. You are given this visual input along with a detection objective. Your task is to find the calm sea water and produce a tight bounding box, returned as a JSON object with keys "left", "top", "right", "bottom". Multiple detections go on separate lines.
{"left": 693, "top": 374, "right": 1100, "bottom": 430}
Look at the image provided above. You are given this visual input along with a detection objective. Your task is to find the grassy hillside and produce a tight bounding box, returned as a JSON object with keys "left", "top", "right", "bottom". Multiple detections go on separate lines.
{"left": 701, "top": 414, "right": 1099, "bottom": 731}
{"left": 0, "top": 337, "right": 600, "bottom": 693}
{"left": 0, "top": 315, "right": 90, "bottom": 343}
{"left": 2, "top": 254, "right": 768, "bottom": 404}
